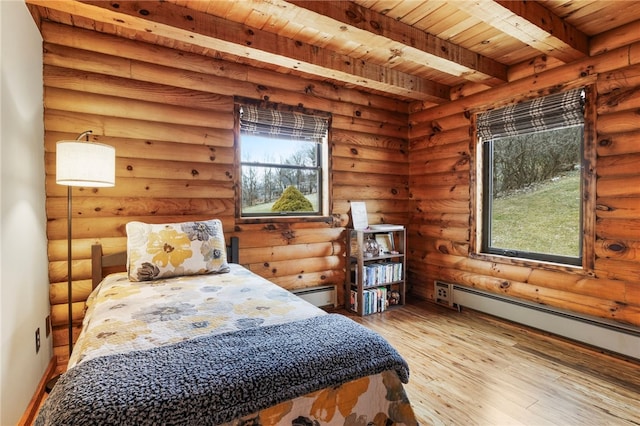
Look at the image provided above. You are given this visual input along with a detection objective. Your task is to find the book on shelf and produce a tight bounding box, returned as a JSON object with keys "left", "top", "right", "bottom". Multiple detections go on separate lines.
{"left": 351, "top": 283, "right": 400, "bottom": 315}
{"left": 350, "top": 264, "right": 357, "bottom": 285}
{"left": 360, "top": 286, "right": 389, "bottom": 315}
{"left": 363, "top": 262, "right": 402, "bottom": 286}
{"left": 350, "top": 288, "right": 357, "bottom": 312}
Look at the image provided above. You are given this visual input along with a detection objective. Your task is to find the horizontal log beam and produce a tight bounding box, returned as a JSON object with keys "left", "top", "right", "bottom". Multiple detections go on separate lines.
{"left": 45, "top": 176, "right": 235, "bottom": 200}
{"left": 333, "top": 185, "right": 410, "bottom": 201}
{"left": 44, "top": 132, "right": 235, "bottom": 165}
{"left": 44, "top": 65, "right": 233, "bottom": 112}
{"left": 240, "top": 242, "right": 340, "bottom": 264}
{"left": 591, "top": 19, "right": 640, "bottom": 56}
{"left": 595, "top": 238, "right": 640, "bottom": 262}
{"left": 268, "top": 270, "right": 343, "bottom": 292}
{"left": 44, "top": 87, "right": 233, "bottom": 129}
{"left": 45, "top": 197, "right": 234, "bottom": 221}
{"left": 412, "top": 40, "right": 639, "bottom": 122}
{"left": 41, "top": 22, "right": 409, "bottom": 114}
{"left": 246, "top": 255, "right": 342, "bottom": 279}
{"left": 493, "top": 0, "right": 589, "bottom": 61}
{"left": 288, "top": 0, "right": 508, "bottom": 84}
{"left": 596, "top": 197, "right": 640, "bottom": 219}
{"left": 34, "top": 0, "right": 450, "bottom": 101}
{"left": 44, "top": 109, "right": 233, "bottom": 147}
{"left": 424, "top": 263, "right": 640, "bottom": 326}
{"left": 45, "top": 153, "right": 234, "bottom": 183}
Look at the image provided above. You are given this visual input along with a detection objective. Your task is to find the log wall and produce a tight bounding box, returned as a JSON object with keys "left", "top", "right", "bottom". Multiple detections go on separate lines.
{"left": 408, "top": 33, "right": 640, "bottom": 328}
{"left": 43, "top": 22, "right": 410, "bottom": 359}
{"left": 42, "top": 18, "right": 640, "bottom": 360}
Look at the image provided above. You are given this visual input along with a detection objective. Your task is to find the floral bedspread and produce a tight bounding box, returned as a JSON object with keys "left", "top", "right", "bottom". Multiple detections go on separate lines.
{"left": 60, "top": 264, "right": 417, "bottom": 425}
{"left": 70, "top": 264, "right": 324, "bottom": 367}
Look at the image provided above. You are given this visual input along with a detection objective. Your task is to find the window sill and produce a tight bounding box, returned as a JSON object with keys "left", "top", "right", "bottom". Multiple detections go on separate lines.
{"left": 237, "top": 215, "right": 334, "bottom": 225}
{"left": 469, "top": 252, "right": 593, "bottom": 276}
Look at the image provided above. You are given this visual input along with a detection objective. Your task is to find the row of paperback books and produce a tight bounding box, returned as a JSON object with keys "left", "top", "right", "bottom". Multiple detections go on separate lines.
{"left": 350, "top": 286, "right": 389, "bottom": 315}
{"left": 362, "top": 262, "right": 403, "bottom": 286}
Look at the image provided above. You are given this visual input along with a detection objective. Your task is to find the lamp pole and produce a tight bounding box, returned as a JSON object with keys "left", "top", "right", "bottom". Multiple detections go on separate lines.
{"left": 66, "top": 130, "right": 92, "bottom": 355}
{"left": 67, "top": 183, "right": 73, "bottom": 355}
{"left": 47, "top": 130, "right": 115, "bottom": 393}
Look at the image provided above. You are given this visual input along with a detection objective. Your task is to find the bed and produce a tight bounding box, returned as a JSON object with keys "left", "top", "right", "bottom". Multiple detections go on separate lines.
{"left": 36, "top": 219, "right": 418, "bottom": 425}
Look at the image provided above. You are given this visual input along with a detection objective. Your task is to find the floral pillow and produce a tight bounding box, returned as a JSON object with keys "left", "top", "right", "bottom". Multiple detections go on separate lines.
{"left": 126, "top": 219, "right": 229, "bottom": 282}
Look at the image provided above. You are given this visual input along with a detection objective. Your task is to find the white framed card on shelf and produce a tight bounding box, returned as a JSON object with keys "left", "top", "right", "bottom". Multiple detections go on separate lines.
{"left": 350, "top": 201, "right": 369, "bottom": 230}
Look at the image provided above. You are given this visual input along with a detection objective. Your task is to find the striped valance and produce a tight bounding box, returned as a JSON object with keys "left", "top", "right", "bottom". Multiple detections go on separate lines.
{"left": 240, "top": 104, "right": 329, "bottom": 140}
{"left": 477, "top": 89, "right": 585, "bottom": 140}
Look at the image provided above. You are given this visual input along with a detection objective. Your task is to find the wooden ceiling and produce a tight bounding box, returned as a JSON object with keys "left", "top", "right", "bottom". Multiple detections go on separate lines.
{"left": 26, "top": 0, "right": 640, "bottom": 106}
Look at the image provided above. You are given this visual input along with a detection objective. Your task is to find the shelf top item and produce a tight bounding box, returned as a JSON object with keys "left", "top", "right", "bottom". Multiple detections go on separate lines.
{"left": 368, "top": 224, "right": 404, "bottom": 231}
{"left": 350, "top": 201, "right": 369, "bottom": 230}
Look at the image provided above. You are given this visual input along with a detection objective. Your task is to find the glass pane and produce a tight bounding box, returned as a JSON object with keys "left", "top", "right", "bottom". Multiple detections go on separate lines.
{"left": 489, "top": 126, "right": 582, "bottom": 258}
{"left": 241, "top": 165, "right": 320, "bottom": 214}
{"left": 241, "top": 135, "right": 318, "bottom": 166}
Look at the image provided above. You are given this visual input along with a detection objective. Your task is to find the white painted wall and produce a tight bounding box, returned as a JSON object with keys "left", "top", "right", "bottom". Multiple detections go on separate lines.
{"left": 1, "top": 1, "right": 50, "bottom": 424}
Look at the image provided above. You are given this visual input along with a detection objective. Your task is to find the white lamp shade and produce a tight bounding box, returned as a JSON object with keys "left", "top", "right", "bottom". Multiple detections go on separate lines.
{"left": 56, "top": 141, "right": 116, "bottom": 187}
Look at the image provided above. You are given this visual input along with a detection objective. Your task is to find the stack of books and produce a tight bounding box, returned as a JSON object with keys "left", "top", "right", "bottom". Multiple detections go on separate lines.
{"left": 362, "top": 262, "right": 403, "bottom": 286}
{"left": 350, "top": 286, "right": 389, "bottom": 315}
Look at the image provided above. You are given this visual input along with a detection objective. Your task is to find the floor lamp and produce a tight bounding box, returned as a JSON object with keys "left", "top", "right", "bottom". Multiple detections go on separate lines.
{"left": 48, "top": 130, "right": 115, "bottom": 390}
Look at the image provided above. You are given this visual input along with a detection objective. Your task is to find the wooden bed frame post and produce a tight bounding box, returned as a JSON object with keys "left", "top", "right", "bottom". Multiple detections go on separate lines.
{"left": 229, "top": 236, "right": 239, "bottom": 264}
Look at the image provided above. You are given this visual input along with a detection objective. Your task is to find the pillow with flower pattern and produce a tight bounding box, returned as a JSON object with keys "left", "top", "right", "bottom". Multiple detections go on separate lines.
{"left": 126, "top": 219, "right": 229, "bottom": 282}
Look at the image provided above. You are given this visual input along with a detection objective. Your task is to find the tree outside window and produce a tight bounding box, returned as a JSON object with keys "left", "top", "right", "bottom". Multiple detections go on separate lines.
{"left": 238, "top": 102, "right": 329, "bottom": 218}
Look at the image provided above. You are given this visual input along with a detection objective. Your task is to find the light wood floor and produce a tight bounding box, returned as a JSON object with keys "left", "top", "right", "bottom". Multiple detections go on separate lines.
{"left": 344, "top": 300, "right": 640, "bottom": 426}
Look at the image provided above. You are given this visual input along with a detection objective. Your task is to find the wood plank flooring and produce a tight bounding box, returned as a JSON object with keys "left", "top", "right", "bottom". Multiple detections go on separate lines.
{"left": 345, "top": 300, "right": 640, "bottom": 426}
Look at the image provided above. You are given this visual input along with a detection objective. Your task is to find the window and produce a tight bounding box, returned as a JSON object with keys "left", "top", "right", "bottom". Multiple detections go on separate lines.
{"left": 477, "top": 89, "right": 585, "bottom": 265}
{"left": 238, "top": 101, "right": 330, "bottom": 218}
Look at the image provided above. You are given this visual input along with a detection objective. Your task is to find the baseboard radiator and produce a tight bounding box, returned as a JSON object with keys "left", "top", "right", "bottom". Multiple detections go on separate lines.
{"left": 435, "top": 281, "right": 640, "bottom": 361}
{"left": 292, "top": 285, "right": 336, "bottom": 309}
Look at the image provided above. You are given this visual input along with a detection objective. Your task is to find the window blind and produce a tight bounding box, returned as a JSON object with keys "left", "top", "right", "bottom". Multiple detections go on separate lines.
{"left": 477, "top": 88, "right": 584, "bottom": 140}
{"left": 240, "top": 104, "right": 329, "bottom": 140}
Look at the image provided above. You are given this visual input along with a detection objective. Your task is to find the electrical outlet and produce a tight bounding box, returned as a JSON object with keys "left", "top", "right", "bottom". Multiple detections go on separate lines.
{"left": 434, "top": 281, "right": 453, "bottom": 307}
{"left": 45, "top": 315, "right": 51, "bottom": 337}
{"left": 35, "top": 328, "right": 41, "bottom": 353}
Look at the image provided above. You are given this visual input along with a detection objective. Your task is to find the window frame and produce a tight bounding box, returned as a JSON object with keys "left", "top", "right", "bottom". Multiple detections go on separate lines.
{"left": 234, "top": 99, "right": 332, "bottom": 223}
{"left": 480, "top": 130, "right": 584, "bottom": 266}
{"left": 471, "top": 85, "right": 596, "bottom": 271}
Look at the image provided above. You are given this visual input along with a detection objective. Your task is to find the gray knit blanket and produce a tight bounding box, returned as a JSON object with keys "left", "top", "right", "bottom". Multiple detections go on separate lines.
{"left": 36, "top": 314, "right": 409, "bottom": 426}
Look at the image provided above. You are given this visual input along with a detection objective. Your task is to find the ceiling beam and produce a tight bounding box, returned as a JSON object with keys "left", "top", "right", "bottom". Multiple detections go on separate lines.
{"left": 285, "top": 0, "right": 508, "bottom": 85}
{"left": 30, "top": 0, "right": 450, "bottom": 102}
{"left": 465, "top": 0, "right": 589, "bottom": 63}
